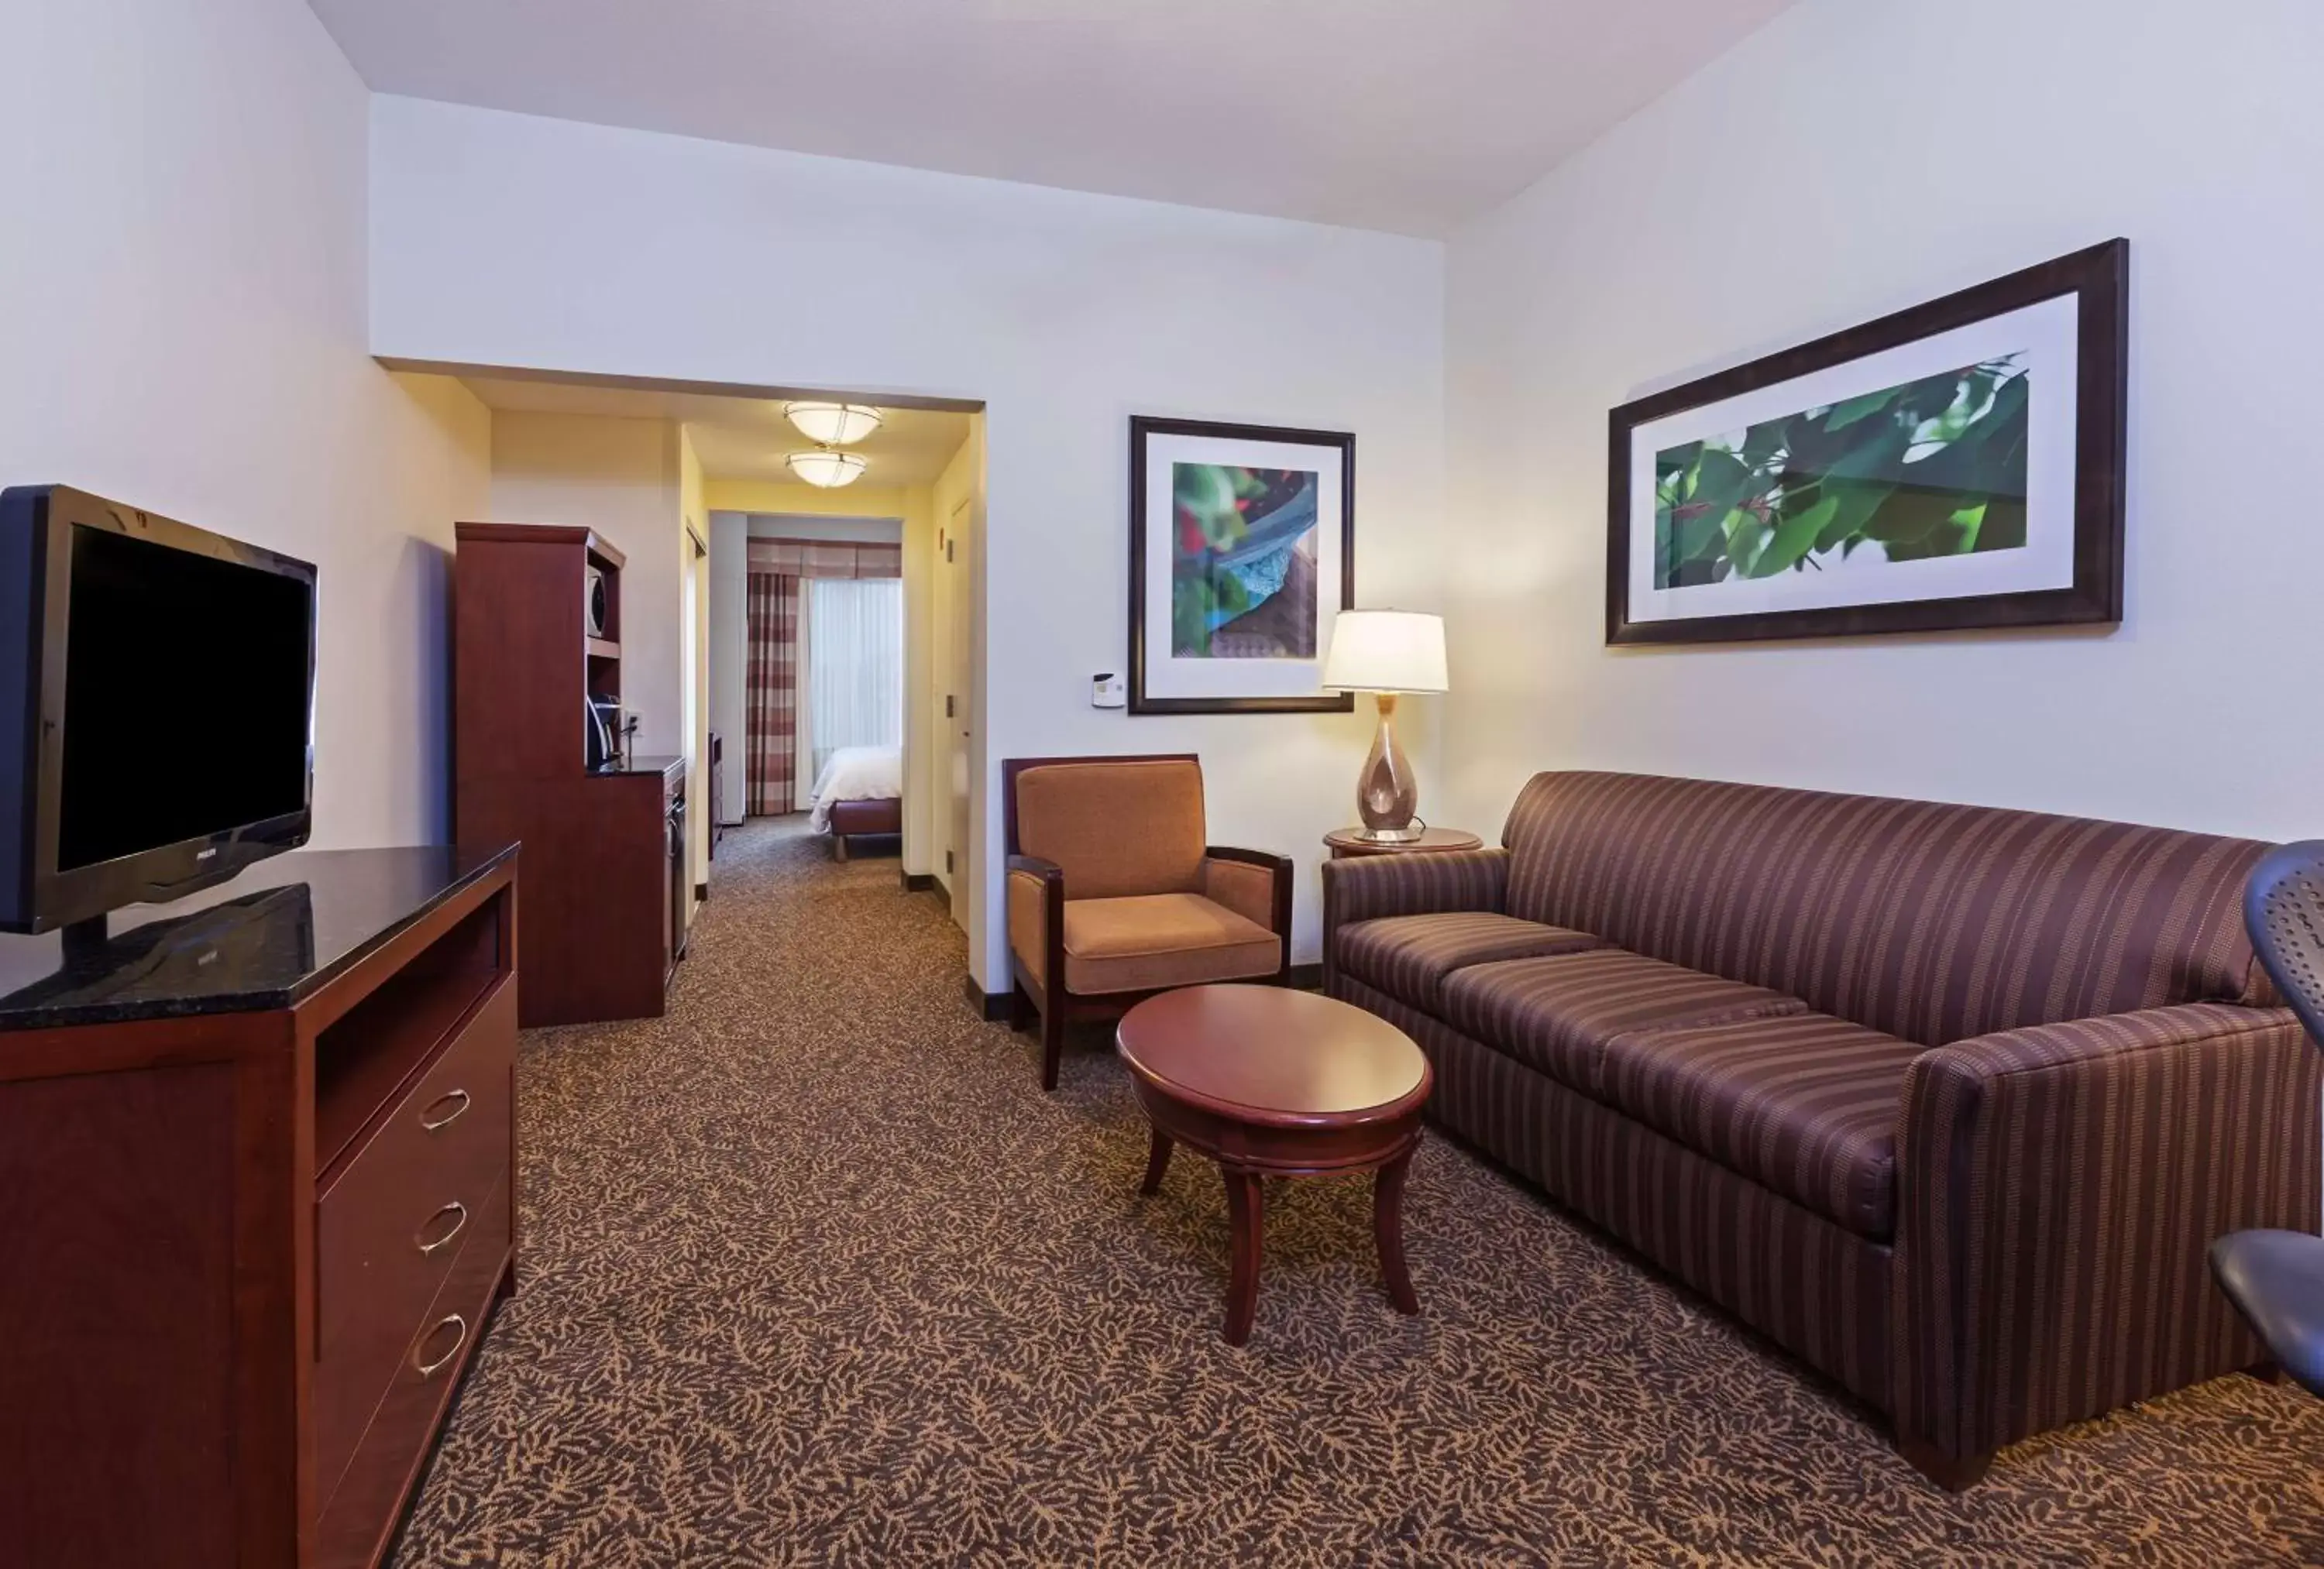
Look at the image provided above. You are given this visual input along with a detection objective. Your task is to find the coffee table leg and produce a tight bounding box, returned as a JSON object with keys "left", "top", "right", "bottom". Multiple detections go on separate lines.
{"left": 1139, "top": 1126, "right": 1173, "bottom": 1196}
{"left": 1222, "top": 1168, "right": 1264, "bottom": 1346}
{"left": 1374, "top": 1143, "right": 1420, "bottom": 1316}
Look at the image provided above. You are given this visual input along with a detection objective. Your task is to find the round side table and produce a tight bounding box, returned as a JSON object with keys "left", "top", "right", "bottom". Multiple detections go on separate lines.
{"left": 1325, "top": 827, "right": 1484, "bottom": 860}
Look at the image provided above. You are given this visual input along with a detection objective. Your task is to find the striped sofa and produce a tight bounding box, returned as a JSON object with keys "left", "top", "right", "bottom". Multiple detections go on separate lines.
{"left": 1321, "top": 771, "right": 2322, "bottom": 1488}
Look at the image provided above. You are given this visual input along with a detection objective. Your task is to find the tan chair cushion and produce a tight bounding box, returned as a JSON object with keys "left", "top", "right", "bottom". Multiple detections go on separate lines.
{"left": 1061, "top": 893, "right": 1281, "bottom": 994}
{"left": 1016, "top": 759, "right": 1206, "bottom": 900}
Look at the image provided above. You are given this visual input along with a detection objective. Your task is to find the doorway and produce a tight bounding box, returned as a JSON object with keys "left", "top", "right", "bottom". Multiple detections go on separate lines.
{"left": 380, "top": 363, "right": 985, "bottom": 944}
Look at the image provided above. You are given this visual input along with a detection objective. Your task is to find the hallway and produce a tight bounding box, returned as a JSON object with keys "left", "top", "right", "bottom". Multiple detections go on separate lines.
{"left": 391, "top": 821, "right": 2324, "bottom": 1567}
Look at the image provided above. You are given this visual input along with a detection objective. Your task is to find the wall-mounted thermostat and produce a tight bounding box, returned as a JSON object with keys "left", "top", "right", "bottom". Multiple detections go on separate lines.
{"left": 1092, "top": 672, "right": 1126, "bottom": 709}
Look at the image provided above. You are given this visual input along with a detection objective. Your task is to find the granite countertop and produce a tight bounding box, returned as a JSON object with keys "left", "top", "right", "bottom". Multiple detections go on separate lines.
{"left": 593, "top": 753, "right": 684, "bottom": 778}
{"left": 0, "top": 843, "right": 518, "bottom": 1030}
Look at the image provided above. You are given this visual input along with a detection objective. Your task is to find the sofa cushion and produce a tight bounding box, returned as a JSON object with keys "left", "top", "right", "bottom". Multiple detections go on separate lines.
{"left": 1336, "top": 912, "right": 1600, "bottom": 1012}
{"left": 1441, "top": 949, "right": 1808, "bottom": 1093}
{"left": 1597, "top": 1012, "right": 1922, "bottom": 1238}
{"left": 1060, "top": 893, "right": 1280, "bottom": 994}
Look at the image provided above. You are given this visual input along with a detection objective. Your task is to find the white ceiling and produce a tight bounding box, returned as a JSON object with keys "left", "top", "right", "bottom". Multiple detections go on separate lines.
{"left": 307, "top": 0, "right": 1795, "bottom": 236}
{"left": 459, "top": 376, "right": 975, "bottom": 486}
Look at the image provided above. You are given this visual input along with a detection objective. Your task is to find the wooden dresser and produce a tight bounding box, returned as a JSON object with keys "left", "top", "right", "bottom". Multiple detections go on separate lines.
{"left": 0, "top": 844, "right": 519, "bottom": 1569}
{"left": 453, "top": 522, "right": 686, "bottom": 1026}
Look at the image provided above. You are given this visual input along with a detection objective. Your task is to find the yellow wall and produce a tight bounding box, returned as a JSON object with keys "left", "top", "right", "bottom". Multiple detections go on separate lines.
{"left": 679, "top": 430, "right": 706, "bottom": 537}
{"left": 679, "top": 429, "right": 709, "bottom": 896}
{"left": 703, "top": 478, "right": 920, "bottom": 520}
{"left": 490, "top": 411, "right": 688, "bottom": 757}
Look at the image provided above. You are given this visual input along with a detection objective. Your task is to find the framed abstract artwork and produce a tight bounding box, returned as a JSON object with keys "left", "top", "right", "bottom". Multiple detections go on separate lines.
{"left": 1128, "top": 415, "right": 1356, "bottom": 714}
{"left": 1607, "top": 239, "right": 2127, "bottom": 646}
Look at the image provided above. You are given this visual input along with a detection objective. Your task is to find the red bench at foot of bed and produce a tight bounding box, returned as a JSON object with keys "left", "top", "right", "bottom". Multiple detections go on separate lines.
{"left": 827, "top": 796, "right": 902, "bottom": 860}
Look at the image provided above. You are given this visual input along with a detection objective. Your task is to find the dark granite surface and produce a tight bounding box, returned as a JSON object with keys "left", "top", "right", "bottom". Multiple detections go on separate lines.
{"left": 0, "top": 843, "right": 517, "bottom": 1030}
{"left": 593, "top": 753, "right": 683, "bottom": 778}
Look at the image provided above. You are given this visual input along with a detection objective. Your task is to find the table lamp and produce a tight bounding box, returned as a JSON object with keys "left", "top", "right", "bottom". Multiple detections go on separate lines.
{"left": 1322, "top": 609, "right": 1449, "bottom": 843}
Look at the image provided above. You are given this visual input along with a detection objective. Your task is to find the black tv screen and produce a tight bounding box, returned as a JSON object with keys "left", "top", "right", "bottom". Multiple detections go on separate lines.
{"left": 0, "top": 485, "right": 316, "bottom": 936}
{"left": 59, "top": 525, "right": 313, "bottom": 870}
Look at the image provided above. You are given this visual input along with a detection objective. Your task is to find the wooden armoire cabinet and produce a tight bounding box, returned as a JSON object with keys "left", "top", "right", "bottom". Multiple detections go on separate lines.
{"left": 453, "top": 523, "right": 686, "bottom": 1026}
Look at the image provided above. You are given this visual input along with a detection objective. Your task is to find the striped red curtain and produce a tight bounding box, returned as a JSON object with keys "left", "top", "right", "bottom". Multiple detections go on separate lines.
{"left": 744, "top": 572, "right": 801, "bottom": 814}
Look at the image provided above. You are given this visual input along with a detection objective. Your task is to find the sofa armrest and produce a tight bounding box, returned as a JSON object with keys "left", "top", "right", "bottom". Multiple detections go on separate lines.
{"left": 1320, "top": 846, "right": 1508, "bottom": 929}
{"left": 1892, "top": 1001, "right": 2322, "bottom": 1466}
{"left": 1006, "top": 854, "right": 1064, "bottom": 993}
{"left": 1203, "top": 846, "right": 1294, "bottom": 956}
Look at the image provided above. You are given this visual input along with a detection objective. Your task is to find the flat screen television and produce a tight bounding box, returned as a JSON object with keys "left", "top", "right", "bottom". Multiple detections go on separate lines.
{"left": 0, "top": 485, "right": 316, "bottom": 942}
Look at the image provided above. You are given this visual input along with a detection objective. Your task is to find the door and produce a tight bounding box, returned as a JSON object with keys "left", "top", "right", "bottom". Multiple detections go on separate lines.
{"left": 945, "top": 497, "right": 973, "bottom": 929}
{"left": 682, "top": 528, "right": 708, "bottom": 902}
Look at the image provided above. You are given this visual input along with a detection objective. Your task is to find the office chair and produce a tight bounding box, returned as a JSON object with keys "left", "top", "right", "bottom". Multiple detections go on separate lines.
{"left": 2211, "top": 840, "right": 2324, "bottom": 1395}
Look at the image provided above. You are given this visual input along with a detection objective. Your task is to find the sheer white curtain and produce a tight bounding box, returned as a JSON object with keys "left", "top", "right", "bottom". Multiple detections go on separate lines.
{"left": 792, "top": 585, "right": 816, "bottom": 798}
{"left": 806, "top": 576, "right": 903, "bottom": 780}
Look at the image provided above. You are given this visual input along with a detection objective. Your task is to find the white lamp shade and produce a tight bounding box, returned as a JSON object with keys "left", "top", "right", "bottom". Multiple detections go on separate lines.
{"left": 784, "top": 402, "right": 884, "bottom": 445}
{"left": 786, "top": 449, "right": 868, "bottom": 488}
{"left": 1322, "top": 609, "right": 1448, "bottom": 693}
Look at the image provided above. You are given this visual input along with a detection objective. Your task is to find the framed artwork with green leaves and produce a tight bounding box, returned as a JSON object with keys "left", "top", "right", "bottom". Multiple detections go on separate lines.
{"left": 1128, "top": 416, "right": 1355, "bottom": 714}
{"left": 1607, "top": 239, "right": 2126, "bottom": 645}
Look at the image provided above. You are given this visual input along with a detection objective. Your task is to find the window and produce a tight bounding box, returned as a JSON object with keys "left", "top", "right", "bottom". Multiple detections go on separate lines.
{"left": 806, "top": 576, "right": 902, "bottom": 779}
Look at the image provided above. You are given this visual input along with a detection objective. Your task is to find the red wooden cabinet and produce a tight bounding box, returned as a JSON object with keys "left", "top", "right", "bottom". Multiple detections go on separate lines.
{"left": 454, "top": 522, "right": 684, "bottom": 1026}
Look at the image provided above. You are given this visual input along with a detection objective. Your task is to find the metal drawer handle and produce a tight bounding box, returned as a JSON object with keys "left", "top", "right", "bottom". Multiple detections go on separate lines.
{"left": 415, "top": 1200, "right": 469, "bottom": 1256}
{"left": 413, "top": 1314, "right": 468, "bottom": 1379}
{"left": 419, "top": 1089, "right": 470, "bottom": 1132}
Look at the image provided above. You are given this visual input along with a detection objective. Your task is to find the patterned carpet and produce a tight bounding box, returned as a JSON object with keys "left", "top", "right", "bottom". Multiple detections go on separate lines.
{"left": 393, "top": 819, "right": 2324, "bottom": 1567}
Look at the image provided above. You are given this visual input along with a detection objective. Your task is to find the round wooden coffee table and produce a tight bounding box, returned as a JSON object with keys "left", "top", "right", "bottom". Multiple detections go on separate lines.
{"left": 1116, "top": 985, "right": 1433, "bottom": 1345}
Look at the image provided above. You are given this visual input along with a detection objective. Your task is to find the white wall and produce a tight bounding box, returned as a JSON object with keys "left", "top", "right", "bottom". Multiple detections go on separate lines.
{"left": 1442, "top": 0, "right": 2324, "bottom": 843}
{"left": 0, "top": 0, "right": 492, "bottom": 850}
{"left": 372, "top": 98, "right": 1447, "bottom": 984}
{"left": 488, "top": 410, "right": 686, "bottom": 755}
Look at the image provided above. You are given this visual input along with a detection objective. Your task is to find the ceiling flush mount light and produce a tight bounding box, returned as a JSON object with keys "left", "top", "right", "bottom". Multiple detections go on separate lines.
{"left": 786, "top": 448, "right": 868, "bottom": 489}
{"left": 784, "top": 401, "right": 884, "bottom": 445}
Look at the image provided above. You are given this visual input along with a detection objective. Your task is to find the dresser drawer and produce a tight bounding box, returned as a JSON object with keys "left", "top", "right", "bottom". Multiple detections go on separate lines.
{"left": 313, "top": 976, "right": 514, "bottom": 1503}
{"left": 314, "top": 1172, "right": 511, "bottom": 1569}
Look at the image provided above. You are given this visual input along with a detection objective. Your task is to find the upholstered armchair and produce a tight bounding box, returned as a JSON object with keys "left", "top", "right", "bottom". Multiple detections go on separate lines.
{"left": 1004, "top": 754, "right": 1292, "bottom": 1090}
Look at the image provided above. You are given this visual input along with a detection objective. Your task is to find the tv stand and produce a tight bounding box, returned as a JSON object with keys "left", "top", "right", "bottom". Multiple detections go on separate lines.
{"left": 0, "top": 844, "right": 520, "bottom": 1569}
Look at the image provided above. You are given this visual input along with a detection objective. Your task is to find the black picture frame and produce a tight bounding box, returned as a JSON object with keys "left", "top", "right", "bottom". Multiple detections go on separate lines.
{"left": 1606, "top": 239, "right": 2128, "bottom": 647}
{"left": 1128, "top": 415, "right": 1356, "bottom": 715}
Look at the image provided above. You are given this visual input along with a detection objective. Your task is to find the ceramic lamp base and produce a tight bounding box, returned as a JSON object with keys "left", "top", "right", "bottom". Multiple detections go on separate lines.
{"left": 1356, "top": 692, "right": 1421, "bottom": 836}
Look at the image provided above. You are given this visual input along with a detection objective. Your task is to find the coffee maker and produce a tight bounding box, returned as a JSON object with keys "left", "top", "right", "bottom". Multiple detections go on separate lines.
{"left": 585, "top": 698, "right": 624, "bottom": 771}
